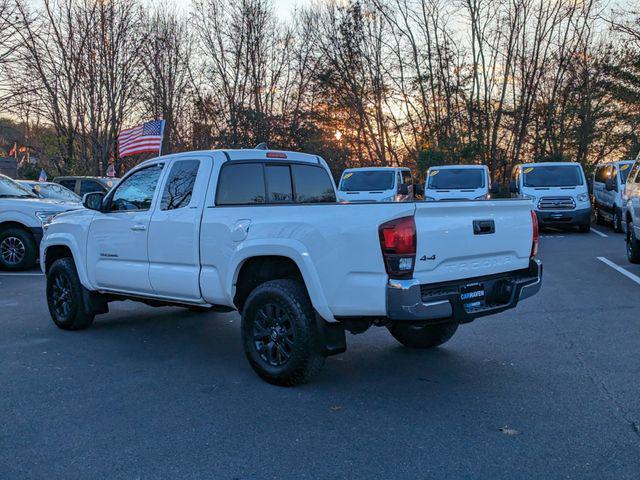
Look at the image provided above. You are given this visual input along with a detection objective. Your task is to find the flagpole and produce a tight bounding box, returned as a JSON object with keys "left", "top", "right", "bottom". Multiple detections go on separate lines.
{"left": 158, "top": 119, "right": 166, "bottom": 157}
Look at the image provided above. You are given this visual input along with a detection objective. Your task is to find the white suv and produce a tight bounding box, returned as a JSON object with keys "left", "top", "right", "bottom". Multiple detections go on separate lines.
{"left": 592, "top": 160, "right": 635, "bottom": 232}
{"left": 0, "top": 174, "right": 80, "bottom": 270}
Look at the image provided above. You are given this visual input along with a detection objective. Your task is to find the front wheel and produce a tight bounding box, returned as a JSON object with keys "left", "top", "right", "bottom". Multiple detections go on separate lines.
{"left": 387, "top": 322, "right": 458, "bottom": 349}
{"left": 46, "top": 257, "right": 95, "bottom": 330}
{"left": 0, "top": 228, "right": 37, "bottom": 271}
{"left": 627, "top": 222, "right": 640, "bottom": 264}
{"left": 578, "top": 222, "right": 591, "bottom": 233}
{"left": 241, "top": 279, "right": 325, "bottom": 386}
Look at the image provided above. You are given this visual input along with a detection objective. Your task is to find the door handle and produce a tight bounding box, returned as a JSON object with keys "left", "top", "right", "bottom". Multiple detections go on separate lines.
{"left": 131, "top": 224, "right": 147, "bottom": 232}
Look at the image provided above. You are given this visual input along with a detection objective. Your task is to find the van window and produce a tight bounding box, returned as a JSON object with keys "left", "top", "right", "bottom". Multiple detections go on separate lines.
{"left": 522, "top": 165, "right": 583, "bottom": 188}
{"left": 161, "top": 160, "right": 200, "bottom": 210}
{"left": 428, "top": 169, "right": 485, "bottom": 189}
{"left": 340, "top": 171, "right": 394, "bottom": 192}
{"left": 401, "top": 170, "right": 413, "bottom": 185}
{"left": 595, "top": 165, "right": 610, "bottom": 183}
{"left": 216, "top": 163, "right": 265, "bottom": 205}
{"left": 619, "top": 163, "right": 633, "bottom": 184}
{"left": 292, "top": 165, "right": 336, "bottom": 203}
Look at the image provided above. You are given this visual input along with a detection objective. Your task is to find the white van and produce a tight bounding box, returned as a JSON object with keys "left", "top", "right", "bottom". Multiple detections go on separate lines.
{"left": 510, "top": 162, "right": 591, "bottom": 232}
{"left": 423, "top": 165, "right": 494, "bottom": 201}
{"left": 337, "top": 167, "right": 413, "bottom": 202}
{"left": 591, "top": 160, "right": 635, "bottom": 232}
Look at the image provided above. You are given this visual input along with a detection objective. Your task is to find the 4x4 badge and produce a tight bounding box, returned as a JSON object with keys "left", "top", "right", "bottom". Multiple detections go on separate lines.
{"left": 420, "top": 255, "right": 436, "bottom": 261}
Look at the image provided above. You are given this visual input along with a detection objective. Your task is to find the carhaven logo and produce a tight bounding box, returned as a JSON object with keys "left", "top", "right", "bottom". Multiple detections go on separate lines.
{"left": 442, "top": 257, "right": 512, "bottom": 274}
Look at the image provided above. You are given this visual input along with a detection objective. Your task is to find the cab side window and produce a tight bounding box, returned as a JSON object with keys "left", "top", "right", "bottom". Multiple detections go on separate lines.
{"left": 58, "top": 179, "right": 77, "bottom": 192}
{"left": 79, "top": 180, "right": 104, "bottom": 197}
{"left": 161, "top": 160, "right": 200, "bottom": 210}
{"left": 110, "top": 165, "right": 163, "bottom": 212}
{"left": 216, "top": 163, "right": 265, "bottom": 205}
{"left": 595, "top": 165, "right": 610, "bottom": 183}
{"left": 401, "top": 170, "right": 413, "bottom": 185}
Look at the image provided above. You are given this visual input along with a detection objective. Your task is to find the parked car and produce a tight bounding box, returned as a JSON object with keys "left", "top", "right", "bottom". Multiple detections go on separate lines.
{"left": 622, "top": 158, "right": 640, "bottom": 263}
{"left": 0, "top": 174, "right": 80, "bottom": 270}
{"left": 591, "top": 160, "right": 635, "bottom": 232}
{"left": 510, "top": 162, "right": 591, "bottom": 232}
{"left": 41, "top": 148, "right": 542, "bottom": 386}
{"left": 337, "top": 167, "right": 413, "bottom": 202}
{"left": 18, "top": 180, "right": 81, "bottom": 203}
{"left": 424, "top": 165, "right": 497, "bottom": 201}
{"left": 52, "top": 176, "right": 118, "bottom": 198}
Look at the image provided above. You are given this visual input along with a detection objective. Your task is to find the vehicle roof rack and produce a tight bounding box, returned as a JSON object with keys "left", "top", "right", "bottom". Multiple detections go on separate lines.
{"left": 255, "top": 142, "right": 268, "bottom": 150}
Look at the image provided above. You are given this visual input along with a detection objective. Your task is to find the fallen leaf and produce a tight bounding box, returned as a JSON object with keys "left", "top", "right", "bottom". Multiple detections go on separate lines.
{"left": 499, "top": 426, "right": 519, "bottom": 436}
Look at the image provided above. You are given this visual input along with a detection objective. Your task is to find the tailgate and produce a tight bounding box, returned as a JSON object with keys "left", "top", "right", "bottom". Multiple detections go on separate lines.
{"left": 413, "top": 200, "right": 533, "bottom": 284}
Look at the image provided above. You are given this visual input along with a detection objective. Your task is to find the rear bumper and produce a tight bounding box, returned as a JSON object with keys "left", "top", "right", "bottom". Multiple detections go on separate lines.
{"left": 386, "top": 258, "right": 542, "bottom": 323}
{"left": 535, "top": 207, "right": 591, "bottom": 226}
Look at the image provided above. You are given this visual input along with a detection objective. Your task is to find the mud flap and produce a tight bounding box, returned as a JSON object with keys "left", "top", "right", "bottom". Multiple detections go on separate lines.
{"left": 315, "top": 312, "right": 346, "bottom": 356}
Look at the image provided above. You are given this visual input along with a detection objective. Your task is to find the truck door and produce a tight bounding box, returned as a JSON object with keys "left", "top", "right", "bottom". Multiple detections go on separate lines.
{"left": 86, "top": 163, "right": 164, "bottom": 294}
{"left": 148, "top": 156, "right": 212, "bottom": 301}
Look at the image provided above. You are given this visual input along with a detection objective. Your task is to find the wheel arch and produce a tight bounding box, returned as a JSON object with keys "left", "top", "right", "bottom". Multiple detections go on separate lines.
{"left": 228, "top": 242, "right": 334, "bottom": 321}
{"left": 41, "top": 235, "right": 91, "bottom": 288}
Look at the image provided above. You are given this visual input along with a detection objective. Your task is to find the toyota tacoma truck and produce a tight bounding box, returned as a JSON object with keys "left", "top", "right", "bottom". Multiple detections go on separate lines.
{"left": 40, "top": 148, "right": 542, "bottom": 386}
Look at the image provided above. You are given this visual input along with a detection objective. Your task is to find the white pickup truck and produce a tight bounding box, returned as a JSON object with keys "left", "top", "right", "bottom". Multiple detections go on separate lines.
{"left": 41, "top": 148, "right": 542, "bottom": 385}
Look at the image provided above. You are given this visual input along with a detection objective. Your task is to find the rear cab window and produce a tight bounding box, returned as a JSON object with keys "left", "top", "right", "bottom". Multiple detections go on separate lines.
{"left": 216, "top": 161, "right": 336, "bottom": 205}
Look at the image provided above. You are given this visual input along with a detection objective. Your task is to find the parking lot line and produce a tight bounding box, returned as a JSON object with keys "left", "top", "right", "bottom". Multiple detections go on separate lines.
{"left": 590, "top": 228, "right": 608, "bottom": 238}
{"left": 0, "top": 272, "right": 44, "bottom": 276}
{"left": 597, "top": 257, "right": 640, "bottom": 286}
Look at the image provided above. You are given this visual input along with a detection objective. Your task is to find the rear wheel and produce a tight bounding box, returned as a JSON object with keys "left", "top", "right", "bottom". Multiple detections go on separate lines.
{"left": 627, "top": 222, "right": 640, "bottom": 264}
{"left": 241, "top": 279, "right": 325, "bottom": 386}
{"left": 0, "top": 228, "right": 37, "bottom": 271}
{"left": 388, "top": 322, "right": 458, "bottom": 349}
{"left": 46, "top": 257, "right": 95, "bottom": 330}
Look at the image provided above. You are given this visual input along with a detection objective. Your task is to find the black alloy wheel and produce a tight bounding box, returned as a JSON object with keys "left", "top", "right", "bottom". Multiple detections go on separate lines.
{"left": 253, "top": 303, "right": 295, "bottom": 367}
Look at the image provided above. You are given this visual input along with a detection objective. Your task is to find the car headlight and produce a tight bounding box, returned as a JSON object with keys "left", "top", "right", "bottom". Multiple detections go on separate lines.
{"left": 523, "top": 194, "right": 537, "bottom": 203}
{"left": 35, "top": 211, "right": 59, "bottom": 225}
{"left": 380, "top": 195, "right": 395, "bottom": 202}
{"left": 577, "top": 193, "right": 589, "bottom": 203}
{"left": 474, "top": 194, "right": 487, "bottom": 200}
{"left": 423, "top": 196, "right": 436, "bottom": 201}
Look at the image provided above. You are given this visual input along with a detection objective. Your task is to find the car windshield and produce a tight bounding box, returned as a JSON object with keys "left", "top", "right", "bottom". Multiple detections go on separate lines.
{"left": 0, "top": 175, "right": 37, "bottom": 198}
{"left": 38, "top": 183, "right": 80, "bottom": 201}
{"left": 523, "top": 165, "right": 583, "bottom": 187}
{"left": 427, "top": 169, "right": 484, "bottom": 189}
{"left": 339, "top": 171, "right": 394, "bottom": 191}
{"left": 619, "top": 164, "right": 634, "bottom": 183}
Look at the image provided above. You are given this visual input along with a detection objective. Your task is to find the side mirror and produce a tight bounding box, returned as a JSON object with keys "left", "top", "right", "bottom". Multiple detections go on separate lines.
{"left": 398, "top": 183, "right": 409, "bottom": 195}
{"left": 83, "top": 191, "right": 105, "bottom": 211}
{"left": 414, "top": 183, "right": 425, "bottom": 197}
{"left": 490, "top": 184, "right": 500, "bottom": 195}
{"left": 509, "top": 181, "right": 518, "bottom": 194}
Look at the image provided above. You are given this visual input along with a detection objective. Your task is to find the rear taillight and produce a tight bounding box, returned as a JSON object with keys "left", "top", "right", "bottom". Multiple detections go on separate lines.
{"left": 378, "top": 216, "right": 416, "bottom": 278}
{"left": 530, "top": 210, "right": 539, "bottom": 258}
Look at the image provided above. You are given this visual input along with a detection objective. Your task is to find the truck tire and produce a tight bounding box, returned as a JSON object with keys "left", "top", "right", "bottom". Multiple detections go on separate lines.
{"left": 594, "top": 206, "right": 604, "bottom": 225}
{"left": 241, "top": 279, "right": 325, "bottom": 386}
{"left": 46, "top": 257, "right": 95, "bottom": 330}
{"left": 578, "top": 222, "right": 591, "bottom": 233}
{"left": 0, "top": 227, "right": 37, "bottom": 271}
{"left": 613, "top": 207, "right": 623, "bottom": 233}
{"left": 627, "top": 222, "right": 640, "bottom": 264}
{"left": 388, "top": 322, "right": 458, "bottom": 349}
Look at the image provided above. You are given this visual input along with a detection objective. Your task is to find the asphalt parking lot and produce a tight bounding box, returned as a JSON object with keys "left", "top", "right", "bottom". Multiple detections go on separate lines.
{"left": 2, "top": 226, "right": 640, "bottom": 479}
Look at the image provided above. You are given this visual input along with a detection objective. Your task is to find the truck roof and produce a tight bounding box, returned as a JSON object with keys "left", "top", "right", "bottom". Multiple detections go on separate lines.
{"left": 136, "top": 149, "right": 325, "bottom": 168}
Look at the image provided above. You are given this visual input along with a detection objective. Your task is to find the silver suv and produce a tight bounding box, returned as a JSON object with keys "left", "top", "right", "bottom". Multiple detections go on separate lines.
{"left": 623, "top": 156, "right": 640, "bottom": 263}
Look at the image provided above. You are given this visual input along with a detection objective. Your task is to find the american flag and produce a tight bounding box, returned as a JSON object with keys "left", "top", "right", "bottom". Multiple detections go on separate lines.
{"left": 117, "top": 120, "right": 165, "bottom": 158}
